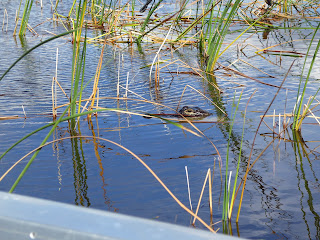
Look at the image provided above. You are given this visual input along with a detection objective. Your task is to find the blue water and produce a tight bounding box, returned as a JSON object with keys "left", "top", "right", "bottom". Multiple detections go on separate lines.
{"left": 0, "top": 0, "right": 320, "bottom": 239}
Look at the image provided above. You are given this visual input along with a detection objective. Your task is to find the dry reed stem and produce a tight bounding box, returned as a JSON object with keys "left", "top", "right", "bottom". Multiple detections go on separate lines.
{"left": 255, "top": 38, "right": 313, "bottom": 54}
{"left": 119, "top": 85, "right": 148, "bottom": 100}
{"left": 89, "top": 40, "right": 106, "bottom": 113}
{"left": 185, "top": 166, "right": 193, "bottom": 211}
{"left": 149, "top": 24, "right": 173, "bottom": 82}
{"left": 0, "top": 116, "right": 19, "bottom": 120}
{"left": 307, "top": 106, "right": 320, "bottom": 125}
{"left": 117, "top": 52, "right": 121, "bottom": 97}
{"left": 236, "top": 60, "right": 295, "bottom": 222}
{"left": 53, "top": 78, "right": 68, "bottom": 100}
{"left": 124, "top": 72, "right": 129, "bottom": 98}
{"left": 177, "top": 61, "right": 245, "bottom": 88}
{"left": 51, "top": 48, "right": 59, "bottom": 119}
{"left": 26, "top": 23, "right": 39, "bottom": 36}
{"left": 175, "top": 59, "right": 224, "bottom": 91}
{"left": 13, "top": 9, "right": 18, "bottom": 36}
{"left": 96, "top": 87, "right": 99, "bottom": 114}
{"left": 208, "top": 168, "right": 213, "bottom": 217}
{"left": 219, "top": 63, "right": 283, "bottom": 89}
{"left": 238, "top": 59, "right": 276, "bottom": 78}
{"left": 0, "top": 135, "right": 216, "bottom": 233}
{"left": 192, "top": 168, "right": 211, "bottom": 225}
{"left": 51, "top": 77, "right": 57, "bottom": 120}
{"left": 263, "top": 114, "right": 320, "bottom": 119}
{"left": 261, "top": 118, "right": 280, "bottom": 135}
{"left": 2, "top": 8, "right": 8, "bottom": 32}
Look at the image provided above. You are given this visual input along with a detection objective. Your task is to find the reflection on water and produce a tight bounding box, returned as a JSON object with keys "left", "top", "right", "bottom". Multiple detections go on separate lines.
{"left": 0, "top": 1, "right": 320, "bottom": 239}
{"left": 71, "top": 136, "right": 90, "bottom": 207}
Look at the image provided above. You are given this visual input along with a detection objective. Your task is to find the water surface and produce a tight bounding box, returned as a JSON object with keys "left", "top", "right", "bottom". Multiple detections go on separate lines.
{"left": 0, "top": 1, "right": 319, "bottom": 239}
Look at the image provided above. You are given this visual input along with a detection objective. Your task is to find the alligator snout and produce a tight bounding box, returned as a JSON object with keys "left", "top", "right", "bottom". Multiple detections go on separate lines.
{"left": 179, "top": 106, "right": 211, "bottom": 117}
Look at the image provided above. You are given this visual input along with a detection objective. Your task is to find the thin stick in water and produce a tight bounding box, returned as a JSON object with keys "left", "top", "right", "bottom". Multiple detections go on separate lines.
{"left": 117, "top": 52, "right": 121, "bottom": 97}
{"left": 2, "top": 9, "right": 8, "bottom": 32}
{"left": 208, "top": 168, "right": 213, "bottom": 217}
{"left": 192, "top": 169, "right": 210, "bottom": 225}
{"left": 51, "top": 77, "right": 56, "bottom": 120}
{"left": 125, "top": 72, "right": 129, "bottom": 98}
{"left": 273, "top": 109, "right": 275, "bottom": 129}
{"left": 278, "top": 113, "right": 281, "bottom": 138}
{"left": 54, "top": 48, "right": 59, "bottom": 119}
{"left": 185, "top": 166, "right": 192, "bottom": 211}
{"left": 22, "top": 105, "right": 26, "bottom": 118}
{"left": 149, "top": 24, "right": 173, "bottom": 82}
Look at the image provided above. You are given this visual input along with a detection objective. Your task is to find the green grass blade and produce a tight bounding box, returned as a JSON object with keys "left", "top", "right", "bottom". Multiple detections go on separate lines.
{"left": 222, "top": 91, "right": 242, "bottom": 221}
{"left": 0, "top": 29, "right": 77, "bottom": 82}
{"left": 293, "top": 23, "right": 320, "bottom": 130}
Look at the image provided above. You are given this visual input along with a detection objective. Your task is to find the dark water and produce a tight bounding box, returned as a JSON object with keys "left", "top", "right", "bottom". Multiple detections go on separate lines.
{"left": 0, "top": 1, "right": 320, "bottom": 239}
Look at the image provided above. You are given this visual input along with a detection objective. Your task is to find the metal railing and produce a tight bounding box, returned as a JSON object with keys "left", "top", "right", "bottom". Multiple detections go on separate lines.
{"left": 0, "top": 191, "right": 243, "bottom": 240}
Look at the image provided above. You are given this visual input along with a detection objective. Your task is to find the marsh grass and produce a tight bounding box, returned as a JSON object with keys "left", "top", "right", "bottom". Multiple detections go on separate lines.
{"left": 2, "top": 0, "right": 320, "bottom": 235}
{"left": 0, "top": 0, "right": 88, "bottom": 191}
{"left": 293, "top": 23, "right": 320, "bottom": 131}
{"left": 222, "top": 91, "right": 242, "bottom": 221}
{"left": 18, "top": 0, "right": 33, "bottom": 36}
{"left": 203, "top": 0, "right": 243, "bottom": 72}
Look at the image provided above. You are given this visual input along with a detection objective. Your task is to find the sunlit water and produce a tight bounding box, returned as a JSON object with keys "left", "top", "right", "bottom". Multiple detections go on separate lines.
{"left": 0, "top": 1, "right": 319, "bottom": 239}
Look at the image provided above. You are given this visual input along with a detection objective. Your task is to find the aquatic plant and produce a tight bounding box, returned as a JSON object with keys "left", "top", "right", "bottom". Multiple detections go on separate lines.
{"left": 203, "top": 0, "right": 243, "bottom": 72}
{"left": 292, "top": 23, "right": 320, "bottom": 132}
{"left": 20, "top": 0, "right": 33, "bottom": 36}
{"left": 222, "top": 91, "right": 243, "bottom": 221}
{"left": 0, "top": 0, "right": 89, "bottom": 191}
{"left": 70, "top": 0, "right": 88, "bottom": 122}
{"left": 2, "top": 0, "right": 320, "bottom": 237}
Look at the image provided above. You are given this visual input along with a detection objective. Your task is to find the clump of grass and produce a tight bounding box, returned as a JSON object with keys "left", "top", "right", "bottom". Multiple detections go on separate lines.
{"left": 222, "top": 90, "right": 243, "bottom": 221}
{"left": 17, "top": 0, "right": 33, "bottom": 36}
{"left": 292, "top": 23, "right": 320, "bottom": 132}
{"left": 202, "top": 0, "right": 243, "bottom": 72}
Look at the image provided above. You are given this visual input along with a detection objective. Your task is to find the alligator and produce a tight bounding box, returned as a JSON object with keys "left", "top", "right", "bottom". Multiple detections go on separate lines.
{"left": 178, "top": 106, "right": 211, "bottom": 117}
{"left": 144, "top": 106, "right": 211, "bottom": 119}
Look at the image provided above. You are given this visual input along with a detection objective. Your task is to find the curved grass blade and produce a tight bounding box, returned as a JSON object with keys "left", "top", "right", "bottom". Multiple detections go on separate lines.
{"left": 138, "top": 0, "right": 164, "bottom": 42}
{"left": 175, "top": 3, "right": 217, "bottom": 42}
{"left": 3, "top": 107, "right": 199, "bottom": 191}
{"left": 0, "top": 29, "right": 77, "bottom": 82}
{"left": 2, "top": 135, "right": 215, "bottom": 233}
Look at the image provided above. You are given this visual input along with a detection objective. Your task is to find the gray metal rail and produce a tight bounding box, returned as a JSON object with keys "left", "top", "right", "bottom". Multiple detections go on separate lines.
{"left": 0, "top": 191, "right": 242, "bottom": 240}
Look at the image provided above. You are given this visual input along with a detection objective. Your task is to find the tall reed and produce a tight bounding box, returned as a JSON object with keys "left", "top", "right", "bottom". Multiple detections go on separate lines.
{"left": 1, "top": 0, "right": 89, "bottom": 191}
{"left": 138, "top": 0, "right": 165, "bottom": 43}
{"left": 7, "top": 36, "right": 87, "bottom": 191}
{"left": 71, "top": 0, "right": 88, "bottom": 119}
{"left": 18, "top": 0, "right": 34, "bottom": 36}
{"left": 222, "top": 91, "right": 242, "bottom": 221}
{"left": 292, "top": 23, "right": 320, "bottom": 131}
{"left": 203, "top": 0, "right": 243, "bottom": 72}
